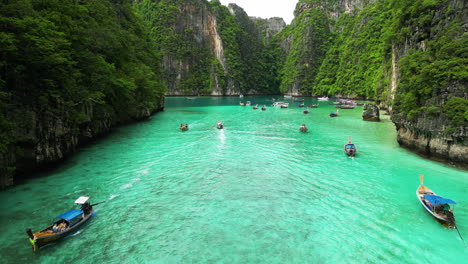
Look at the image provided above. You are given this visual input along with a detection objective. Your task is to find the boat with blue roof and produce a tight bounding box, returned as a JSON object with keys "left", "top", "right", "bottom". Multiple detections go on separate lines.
{"left": 26, "top": 196, "right": 96, "bottom": 251}
{"left": 417, "top": 175, "right": 456, "bottom": 228}
{"left": 344, "top": 137, "right": 357, "bottom": 157}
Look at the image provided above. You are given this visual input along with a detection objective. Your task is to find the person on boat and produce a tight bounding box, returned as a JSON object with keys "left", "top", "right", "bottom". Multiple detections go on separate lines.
{"left": 56, "top": 221, "right": 67, "bottom": 232}
{"left": 81, "top": 201, "right": 93, "bottom": 215}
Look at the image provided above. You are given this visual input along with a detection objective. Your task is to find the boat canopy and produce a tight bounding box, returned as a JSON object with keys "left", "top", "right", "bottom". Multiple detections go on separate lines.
{"left": 345, "top": 144, "right": 355, "bottom": 149}
{"left": 424, "top": 195, "right": 456, "bottom": 205}
{"left": 75, "top": 196, "right": 90, "bottom": 204}
{"left": 54, "top": 209, "right": 83, "bottom": 222}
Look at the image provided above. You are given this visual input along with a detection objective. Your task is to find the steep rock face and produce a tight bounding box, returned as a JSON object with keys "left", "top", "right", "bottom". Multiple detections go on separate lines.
{"left": 135, "top": 0, "right": 283, "bottom": 96}
{"left": 251, "top": 17, "right": 286, "bottom": 44}
{"left": 280, "top": 0, "right": 466, "bottom": 167}
{"left": 0, "top": 0, "right": 166, "bottom": 188}
{"left": 159, "top": 1, "right": 230, "bottom": 96}
{"left": 1, "top": 97, "right": 164, "bottom": 188}
{"left": 362, "top": 104, "right": 380, "bottom": 122}
{"left": 388, "top": 0, "right": 467, "bottom": 168}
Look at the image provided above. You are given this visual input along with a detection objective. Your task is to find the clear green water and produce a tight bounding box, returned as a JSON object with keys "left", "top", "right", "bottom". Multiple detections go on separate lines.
{"left": 1, "top": 97, "right": 467, "bottom": 263}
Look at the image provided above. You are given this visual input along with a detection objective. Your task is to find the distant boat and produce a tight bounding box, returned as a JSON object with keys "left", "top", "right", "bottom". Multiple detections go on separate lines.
{"left": 272, "top": 102, "right": 288, "bottom": 107}
{"left": 298, "top": 103, "right": 304, "bottom": 107}
{"left": 239, "top": 102, "right": 245, "bottom": 106}
{"left": 309, "top": 104, "right": 318, "bottom": 108}
{"left": 239, "top": 94, "right": 244, "bottom": 98}
{"left": 336, "top": 105, "right": 356, "bottom": 109}
{"left": 180, "top": 124, "right": 189, "bottom": 131}
{"left": 216, "top": 122, "right": 224, "bottom": 129}
{"left": 253, "top": 104, "right": 259, "bottom": 110}
{"left": 26, "top": 196, "right": 95, "bottom": 252}
{"left": 303, "top": 108, "right": 310, "bottom": 114}
{"left": 344, "top": 137, "right": 357, "bottom": 157}
{"left": 186, "top": 97, "right": 197, "bottom": 100}
{"left": 330, "top": 109, "right": 339, "bottom": 117}
{"left": 246, "top": 101, "right": 251, "bottom": 106}
{"left": 417, "top": 174, "right": 457, "bottom": 228}
{"left": 293, "top": 98, "right": 304, "bottom": 102}
{"left": 299, "top": 124, "right": 307, "bottom": 132}
{"left": 284, "top": 95, "right": 292, "bottom": 98}
{"left": 261, "top": 105, "right": 267, "bottom": 111}
{"left": 318, "top": 96, "right": 329, "bottom": 101}
{"left": 280, "top": 103, "right": 289, "bottom": 108}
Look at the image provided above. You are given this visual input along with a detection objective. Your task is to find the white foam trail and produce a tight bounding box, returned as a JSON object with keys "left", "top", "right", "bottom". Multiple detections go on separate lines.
{"left": 109, "top": 194, "right": 119, "bottom": 200}
{"left": 219, "top": 129, "right": 225, "bottom": 145}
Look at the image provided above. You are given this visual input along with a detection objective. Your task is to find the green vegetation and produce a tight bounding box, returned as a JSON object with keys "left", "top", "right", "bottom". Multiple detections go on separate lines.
{"left": 0, "top": 0, "right": 466, "bottom": 182}
{"left": 134, "top": 0, "right": 281, "bottom": 95}
{"left": 277, "top": 0, "right": 466, "bottom": 129}
{"left": 0, "top": 0, "right": 165, "bottom": 171}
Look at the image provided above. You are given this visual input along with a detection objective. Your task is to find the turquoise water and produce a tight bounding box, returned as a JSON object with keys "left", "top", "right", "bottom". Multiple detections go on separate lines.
{"left": 1, "top": 96, "right": 467, "bottom": 263}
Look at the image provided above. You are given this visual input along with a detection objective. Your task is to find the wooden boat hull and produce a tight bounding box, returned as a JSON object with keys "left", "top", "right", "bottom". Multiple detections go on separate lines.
{"left": 31, "top": 211, "right": 95, "bottom": 250}
{"left": 416, "top": 186, "right": 455, "bottom": 228}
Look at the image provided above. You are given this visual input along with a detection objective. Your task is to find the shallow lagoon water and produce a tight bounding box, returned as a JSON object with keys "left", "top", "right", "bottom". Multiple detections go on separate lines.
{"left": 1, "top": 96, "right": 467, "bottom": 263}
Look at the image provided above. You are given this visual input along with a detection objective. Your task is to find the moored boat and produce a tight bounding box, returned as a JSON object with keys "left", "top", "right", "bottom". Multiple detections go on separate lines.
{"left": 217, "top": 121, "right": 224, "bottom": 129}
{"left": 318, "top": 96, "right": 329, "bottom": 101}
{"left": 26, "top": 196, "right": 95, "bottom": 252}
{"left": 284, "top": 95, "right": 292, "bottom": 99}
{"left": 344, "top": 137, "right": 357, "bottom": 157}
{"left": 309, "top": 104, "right": 318, "bottom": 108}
{"left": 180, "top": 123, "right": 189, "bottom": 131}
{"left": 246, "top": 101, "right": 251, "bottom": 106}
{"left": 253, "top": 104, "right": 259, "bottom": 110}
{"left": 336, "top": 105, "right": 356, "bottom": 109}
{"left": 417, "top": 174, "right": 457, "bottom": 228}
{"left": 303, "top": 107, "right": 310, "bottom": 114}
{"left": 261, "top": 105, "right": 267, "bottom": 111}
{"left": 272, "top": 102, "right": 288, "bottom": 107}
{"left": 186, "top": 97, "right": 197, "bottom": 100}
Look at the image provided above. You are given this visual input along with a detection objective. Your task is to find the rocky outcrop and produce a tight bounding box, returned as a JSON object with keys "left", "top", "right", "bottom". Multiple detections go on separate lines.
{"left": 391, "top": 86, "right": 468, "bottom": 168}
{"left": 294, "top": 0, "right": 378, "bottom": 21}
{"left": 362, "top": 104, "right": 380, "bottom": 122}
{"left": 251, "top": 17, "right": 286, "bottom": 44}
{"left": 0, "top": 97, "right": 164, "bottom": 189}
{"left": 387, "top": 0, "right": 468, "bottom": 168}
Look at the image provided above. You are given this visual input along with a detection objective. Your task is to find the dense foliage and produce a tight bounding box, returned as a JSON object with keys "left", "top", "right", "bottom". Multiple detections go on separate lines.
{"left": 278, "top": 0, "right": 466, "bottom": 129}
{"left": 0, "top": 0, "right": 165, "bottom": 170}
{"left": 134, "top": 0, "right": 281, "bottom": 95}
{"left": 390, "top": 0, "right": 467, "bottom": 130}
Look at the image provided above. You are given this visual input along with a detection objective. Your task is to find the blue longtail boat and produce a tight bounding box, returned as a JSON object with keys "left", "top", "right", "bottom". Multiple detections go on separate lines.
{"left": 26, "top": 196, "right": 96, "bottom": 251}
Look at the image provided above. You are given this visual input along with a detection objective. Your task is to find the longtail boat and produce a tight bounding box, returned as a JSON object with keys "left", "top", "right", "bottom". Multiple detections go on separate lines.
{"left": 417, "top": 175, "right": 457, "bottom": 228}
{"left": 344, "top": 136, "right": 357, "bottom": 157}
{"left": 180, "top": 124, "right": 189, "bottom": 131}
{"left": 26, "top": 196, "right": 95, "bottom": 251}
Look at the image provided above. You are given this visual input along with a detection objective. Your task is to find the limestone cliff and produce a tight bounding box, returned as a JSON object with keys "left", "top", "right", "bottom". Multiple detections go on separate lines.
{"left": 134, "top": 0, "right": 283, "bottom": 96}
{"left": 0, "top": 0, "right": 166, "bottom": 188}
{"left": 279, "top": 0, "right": 467, "bottom": 167}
